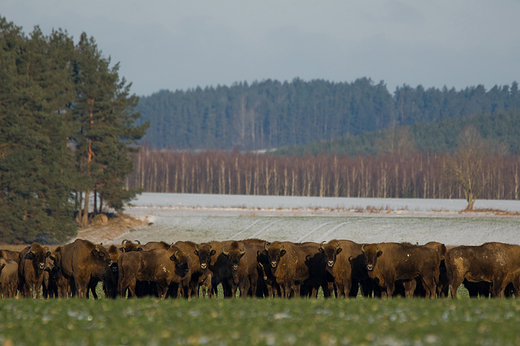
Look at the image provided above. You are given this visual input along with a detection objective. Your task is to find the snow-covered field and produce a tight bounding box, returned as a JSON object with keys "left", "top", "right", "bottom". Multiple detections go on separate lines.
{"left": 114, "top": 193, "right": 520, "bottom": 247}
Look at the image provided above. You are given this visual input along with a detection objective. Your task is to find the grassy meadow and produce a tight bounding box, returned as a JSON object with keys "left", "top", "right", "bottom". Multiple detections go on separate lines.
{"left": 1, "top": 294, "right": 520, "bottom": 345}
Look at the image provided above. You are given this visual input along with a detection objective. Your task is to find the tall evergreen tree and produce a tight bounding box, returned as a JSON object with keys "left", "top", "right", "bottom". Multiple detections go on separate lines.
{"left": 0, "top": 19, "right": 77, "bottom": 243}
{"left": 70, "top": 33, "right": 148, "bottom": 227}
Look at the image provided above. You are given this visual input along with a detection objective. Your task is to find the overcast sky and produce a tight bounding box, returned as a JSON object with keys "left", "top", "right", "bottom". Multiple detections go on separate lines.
{"left": 1, "top": 0, "right": 519, "bottom": 97}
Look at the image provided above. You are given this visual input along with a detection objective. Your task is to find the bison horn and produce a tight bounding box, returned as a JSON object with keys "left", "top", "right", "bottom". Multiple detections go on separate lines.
{"left": 361, "top": 244, "right": 366, "bottom": 253}
{"left": 264, "top": 242, "right": 269, "bottom": 251}
{"left": 280, "top": 243, "right": 284, "bottom": 250}
{"left": 135, "top": 240, "right": 141, "bottom": 245}
{"left": 195, "top": 245, "right": 199, "bottom": 252}
{"left": 122, "top": 239, "right": 129, "bottom": 245}
{"left": 240, "top": 250, "right": 245, "bottom": 256}
{"left": 376, "top": 244, "right": 381, "bottom": 252}
{"left": 335, "top": 240, "right": 341, "bottom": 249}
{"left": 223, "top": 250, "right": 229, "bottom": 256}
{"left": 319, "top": 241, "right": 325, "bottom": 250}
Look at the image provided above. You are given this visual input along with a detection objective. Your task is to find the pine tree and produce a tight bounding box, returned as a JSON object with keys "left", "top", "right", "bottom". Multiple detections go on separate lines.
{"left": 69, "top": 33, "right": 148, "bottom": 227}
{"left": 0, "top": 19, "right": 77, "bottom": 243}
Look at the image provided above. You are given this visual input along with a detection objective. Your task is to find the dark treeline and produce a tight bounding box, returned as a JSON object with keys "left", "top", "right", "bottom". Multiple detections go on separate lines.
{"left": 127, "top": 148, "right": 520, "bottom": 201}
{"left": 137, "top": 78, "right": 520, "bottom": 151}
{"left": 275, "top": 110, "right": 520, "bottom": 156}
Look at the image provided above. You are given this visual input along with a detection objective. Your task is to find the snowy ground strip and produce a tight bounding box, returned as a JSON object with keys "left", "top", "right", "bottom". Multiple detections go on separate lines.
{"left": 109, "top": 193, "right": 520, "bottom": 247}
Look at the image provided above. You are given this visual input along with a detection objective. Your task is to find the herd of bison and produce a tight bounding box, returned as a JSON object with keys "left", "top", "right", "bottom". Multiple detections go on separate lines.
{"left": 1, "top": 238, "right": 520, "bottom": 299}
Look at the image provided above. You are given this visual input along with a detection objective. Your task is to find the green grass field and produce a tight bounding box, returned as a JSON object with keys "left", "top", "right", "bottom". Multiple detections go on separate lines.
{"left": 2, "top": 296, "right": 520, "bottom": 345}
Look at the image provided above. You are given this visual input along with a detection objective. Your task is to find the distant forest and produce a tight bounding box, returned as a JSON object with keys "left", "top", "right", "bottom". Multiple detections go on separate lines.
{"left": 136, "top": 78, "right": 520, "bottom": 151}
{"left": 275, "top": 110, "right": 520, "bottom": 156}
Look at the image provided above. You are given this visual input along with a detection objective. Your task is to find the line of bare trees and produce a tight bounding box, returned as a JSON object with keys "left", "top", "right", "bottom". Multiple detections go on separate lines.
{"left": 126, "top": 147, "right": 520, "bottom": 202}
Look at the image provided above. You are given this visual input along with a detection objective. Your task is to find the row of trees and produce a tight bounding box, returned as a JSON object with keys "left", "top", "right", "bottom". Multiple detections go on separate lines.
{"left": 127, "top": 128, "right": 520, "bottom": 208}
{"left": 136, "top": 78, "right": 520, "bottom": 151}
{"left": 0, "top": 18, "right": 148, "bottom": 243}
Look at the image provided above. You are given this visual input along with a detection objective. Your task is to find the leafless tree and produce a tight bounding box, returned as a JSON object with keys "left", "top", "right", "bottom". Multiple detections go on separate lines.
{"left": 446, "top": 126, "right": 492, "bottom": 210}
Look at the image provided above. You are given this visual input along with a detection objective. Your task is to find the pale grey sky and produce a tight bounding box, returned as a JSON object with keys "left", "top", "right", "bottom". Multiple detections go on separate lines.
{"left": 1, "top": 0, "right": 519, "bottom": 96}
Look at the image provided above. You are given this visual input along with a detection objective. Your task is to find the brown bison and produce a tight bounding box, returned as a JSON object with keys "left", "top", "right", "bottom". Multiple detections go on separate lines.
{"left": 445, "top": 242, "right": 520, "bottom": 298}
{"left": 263, "top": 241, "right": 324, "bottom": 298}
{"left": 204, "top": 240, "right": 236, "bottom": 298}
{"left": 0, "top": 253, "right": 19, "bottom": 298}
{"left": 18, "top": 243, "right": 51, "bottom": 298}
{"left": 220, "top": 241, "right": 263, "bottom": 298}
{"left": 193, "top": 242, "right": 216, "bottom": 298}
{"left": 42, "top": 248, "right": 69, "bottom": 299}
{"left": 120, "top": 239, "right": 143, "bottom": 253}
{"left": 361, "top": 242, "right": 440, "bottom": 298}
{"left": 319, "top": 239, "right": 366, "bottom": 298}
{"left": 175, "top": 241, "right": 213, "bottom": 299}
{"left": 118, "top": 245, "right": 189, "bottom": 298}
{"left": 103, "top": 245, "right": 123, "bottom": 299}
{"left": 423, "top": 241, "right": 448, "bottom": 298}
{"left": 57, "top": 239, "right": 111, "bottom": 298}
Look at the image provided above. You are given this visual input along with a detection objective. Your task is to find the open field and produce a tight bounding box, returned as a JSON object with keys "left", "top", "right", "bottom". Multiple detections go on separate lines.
{"left": 3, "top": 194, "right": 520, "bottom": 345}
{"left": 2, "top": 298, "right": 520, "bottom": 345}
{"left": 92, "top": 193, "right": 520, "bottom": 247}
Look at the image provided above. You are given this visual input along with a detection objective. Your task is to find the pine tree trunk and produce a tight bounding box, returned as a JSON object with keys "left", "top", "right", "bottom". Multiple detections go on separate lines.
{"left": 82, "top": 190, "right": 89, "bottom": 228}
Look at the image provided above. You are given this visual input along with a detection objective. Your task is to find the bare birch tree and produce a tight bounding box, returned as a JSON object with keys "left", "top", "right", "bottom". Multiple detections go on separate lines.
{"left": 446, "top": 126, "right": 491, "bottom": 210}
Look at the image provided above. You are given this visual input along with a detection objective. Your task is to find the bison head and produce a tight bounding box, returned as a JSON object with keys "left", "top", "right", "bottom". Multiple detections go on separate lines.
{"left": 107, "top": 245, "right": 120, "bottom": 273}
{"left": 170, "top": 250, "right": 189, "bottom": 277}
{"left": 26, "top": 243, "right": 51, "bottom": 274}
{"left": 264, "top": 242, "right": 286, "bottom": 270}
{"left": 223, "top": 242, "right": 245, "bottom": 274}
{"left": 319, "top": 240, "right": 342, "bottom": 268}
{"left": 120, "top": 239, "right": 142, "bottom": 253}
{"left": 361, "top": 244, "right": 382, "bottom": 272}
{"left": 91, "top": 244, "right": 111, "bottom": 266}
{"left": 194, "top": 243, "right": 216, "bottom": 271}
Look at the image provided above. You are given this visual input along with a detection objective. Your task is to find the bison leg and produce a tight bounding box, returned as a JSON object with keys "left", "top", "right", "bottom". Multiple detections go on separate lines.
{"left": 292, "top": 283, "right": 301, "bottom": 298}
{"left": 385, "top": 281, "right": 396, "bottom": 298}
{"left": 120, "top": 276, "right": 136, "bottom": 298}
{"left": 449, "top": 278, "right": 463, "bottom": 299}
{"left": 75, "top": 280, "right": 89, "bottom": 299}
{"left": 239, "top": 279, "right": 250, "bottom": 298}
{"left": 491, "top": 279, "right": 506, "bottom": 298}
{"left": 419, "top": 276, "right": 436, "bottom": 299}
{"left": 335, "top": 281, "right": 347, "bottom": 298}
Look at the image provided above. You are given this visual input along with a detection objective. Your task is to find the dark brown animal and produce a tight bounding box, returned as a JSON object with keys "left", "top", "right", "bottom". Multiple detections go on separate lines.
{"left": 193, "top": 242, "right": 216, "bottom": 298}
{"left": 220, "top": 241, "right": 263, "bottom": 298}
{"left": 221, "top": 241, "right": 246, "bottom": 298}
{"left": 118, "top": 245, "right": 189, "bottom": 298}
{"left": 18, "top": 243, "right": 51, "bottom": 298}
{"left": 120, "top": 240, "right": 143, "bottom": 253}
{"left": 394, "top": 242, "right": 449, "bottom": 298}
{"left": 0, "top": 254, "right": 19, "bottom": 298}
{"left": 103, "top": 245, "right": 123, "bottom": 299}
{"left": 445, "top": 242, "right": 520, "bottom": 298}
{"left": 42, "top": 248, "right": 69, "bottom": 298}
{"left": 256, "top": 248, "right": 280, "bottom": 298}
{"left": 263, "top": 241, "right": 322, "bottom": 298}
{"left": 175, "top": 241, "right": 212, "bottom": 299}
{"left": 57, "top": 239, "right": 111, "bottom": 298}
{"left": 319, "top": 239, "right": 364, "bottom": 298}
{"left": 361, "top": 242, "right": 440, "bottom": 298}
{"left": 423, "top": 241, "right": 448, "bottom": 298}
{"left": 207, "top": 240, "right": 239, "bottom": 297}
